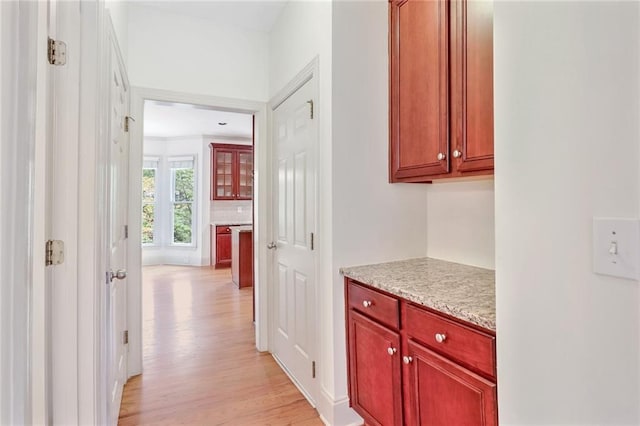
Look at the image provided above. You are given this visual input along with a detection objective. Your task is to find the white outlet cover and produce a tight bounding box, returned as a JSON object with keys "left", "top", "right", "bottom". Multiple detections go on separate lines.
{"left": 593, "top": 218, "right": 640, "bottom": 280}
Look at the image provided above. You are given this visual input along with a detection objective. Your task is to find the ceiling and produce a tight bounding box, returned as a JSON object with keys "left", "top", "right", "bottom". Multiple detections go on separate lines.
{"left": 133, "top": 1, "right": 288, "bottom": 33}
{"left": 143, "top": 101, "right": 253, "bottom": 139}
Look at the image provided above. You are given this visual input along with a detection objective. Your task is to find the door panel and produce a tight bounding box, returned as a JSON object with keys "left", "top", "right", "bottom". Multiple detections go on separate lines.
{"left": 407, "top": 340, "right": 497, "bottom": 426}
{"left": 272, "top": 78, "right": 317, "bottom": 402}
{"left": 106, "top": 26, "right": 129, "bottom": 426}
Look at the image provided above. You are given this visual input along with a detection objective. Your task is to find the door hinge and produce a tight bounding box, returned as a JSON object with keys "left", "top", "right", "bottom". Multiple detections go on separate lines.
{"left": 45, "top": 240, "right": 65, "bottom": 266}
{"left": 306, "top": 100, "right": 314, "bottom": 119}
{"left": 312, "top": 361, "right": 316, "bottom": 379}
{"left": 310, "top": 232, "right": 315, "bottom": 251}
{"left": 124, "top": 225, "right": 129, "bottom": 239}
{"left": 124, "top": 116, "right": 135, "bottom": 132}
{"left": 123, "top": 330, "right": 129, "bottom": 345}
{"left": 48, "top": 37, "right": 67, "bottom": 66}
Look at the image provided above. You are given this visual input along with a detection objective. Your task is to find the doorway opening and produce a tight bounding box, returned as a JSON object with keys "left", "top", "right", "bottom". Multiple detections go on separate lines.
{"left": 126, "top": 89, "right": 270, "bottom": 385}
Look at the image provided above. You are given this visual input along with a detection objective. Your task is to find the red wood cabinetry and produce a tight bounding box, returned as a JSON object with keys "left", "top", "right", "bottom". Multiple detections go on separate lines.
{"left": 345, "top": 278, "right": 498, "bottom": 425}
{"left": 389, "top": 0, "right": 494, "bottom": 182}
{"left": 214, "top": 225, "right": 232, "bottom": 268}
{"left": 210, "top": 143, "right": 253, "bottom": 200}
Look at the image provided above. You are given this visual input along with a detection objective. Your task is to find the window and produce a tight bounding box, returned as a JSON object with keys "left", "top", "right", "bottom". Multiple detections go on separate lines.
{"left": 169, "top": 156, "right": 196, "bottom": 245}
{"left": 141, "top": 157, "right": 159, "bottom": 245}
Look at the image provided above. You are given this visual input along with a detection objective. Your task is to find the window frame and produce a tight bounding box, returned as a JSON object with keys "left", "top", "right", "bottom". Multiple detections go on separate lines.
{"left": 141, "top": 157, "right": 160, "bottom": 247}
{"left": 168, "top": 155, "right": 197, "bottom": 247}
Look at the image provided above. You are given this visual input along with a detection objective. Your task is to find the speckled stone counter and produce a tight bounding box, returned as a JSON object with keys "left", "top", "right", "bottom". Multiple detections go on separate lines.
{"left": 340, "top": 257, "right": 495, "bottom": 331}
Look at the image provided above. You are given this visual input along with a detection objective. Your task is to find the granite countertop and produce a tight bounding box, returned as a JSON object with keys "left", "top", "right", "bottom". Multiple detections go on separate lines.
{"left": 340, "top": 257, "right": 495, "bottom": 331}
{"left": 211, "top": 221, "right": 252, "bottom": 226}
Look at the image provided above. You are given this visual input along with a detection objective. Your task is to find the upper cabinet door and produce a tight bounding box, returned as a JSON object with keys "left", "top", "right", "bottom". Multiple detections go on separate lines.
{"left": 211, "top": 144, "right": 254, "bottom": 201}
{"left": 390, "top": 0, "right": 450, "bottom": 182}
{"left": 452, "top": 0, "right": 494, "bottom": 173}
{"left": 236, "top": 150, "right": 254, "bottom": 200}
{"left": 213, "top": 148, "right": 235, "bottom": 200}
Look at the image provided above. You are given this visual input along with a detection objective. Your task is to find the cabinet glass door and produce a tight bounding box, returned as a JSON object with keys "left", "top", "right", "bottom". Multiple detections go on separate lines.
{"left": 215, "top": 150, "right": 234, "bottom": 199}
{"left": 237, "top": 151, "right": 253, "bottom": 200}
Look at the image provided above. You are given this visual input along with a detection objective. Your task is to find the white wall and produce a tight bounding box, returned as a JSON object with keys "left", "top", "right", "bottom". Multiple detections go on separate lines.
{"left": 127, "top": 4, "right": 268, "bottom": 101}
{"left": 331, "top": 1, "right": 430, "bottom": 424}
{"left": 495, "top": 1, "right": 640, "bottom": 424}
{"left": 426, "top": 180, "right": 495, "bottom": 269}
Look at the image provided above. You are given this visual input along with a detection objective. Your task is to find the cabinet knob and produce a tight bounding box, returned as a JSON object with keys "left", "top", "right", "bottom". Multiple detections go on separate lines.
{"left": 387, "top": 347, "right": 397, "bottom": 356}
{"left": 362, "top": 300, "right": 372, "bottom": 308}
{"left": 435, "top": 333, "right": 447, "bottom": 343}
{"left": 437, "top": 152, "right": 446, "bottom": 161}
{"left": 453, "top": 150, "right": 462, "bottom": 158}
{"left": 403, "top": 356, "right": 413, "bottom": 365}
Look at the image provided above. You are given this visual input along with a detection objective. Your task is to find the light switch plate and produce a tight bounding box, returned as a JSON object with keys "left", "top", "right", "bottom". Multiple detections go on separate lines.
{"left": 593, "top": 218, "right": 640, "bottom": 280}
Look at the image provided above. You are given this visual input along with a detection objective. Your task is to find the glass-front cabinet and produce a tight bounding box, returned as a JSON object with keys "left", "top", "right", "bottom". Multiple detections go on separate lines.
{"left": 210, "top": 143, "right": 253, "bottom": 200}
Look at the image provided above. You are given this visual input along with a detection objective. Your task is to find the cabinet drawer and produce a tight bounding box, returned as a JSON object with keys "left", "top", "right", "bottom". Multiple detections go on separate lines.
{"left": 348, "top": 281, "right": 399, "bottom": 329}
{"left": 405, "top": 304, "right": 495, "bottom": 378}
{"left": 216, "top": 225, "right": 232, "bottom": 234}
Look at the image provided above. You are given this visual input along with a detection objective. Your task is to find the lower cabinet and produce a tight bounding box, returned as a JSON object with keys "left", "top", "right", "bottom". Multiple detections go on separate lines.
{"left": 214, "top": 225, "right": 233, "bottom": 268}
{"left": 345, "top": 278, "right": 498, "bottom": 426}
{"left": 348, "top": 311, "right": 403, "bottom": 426}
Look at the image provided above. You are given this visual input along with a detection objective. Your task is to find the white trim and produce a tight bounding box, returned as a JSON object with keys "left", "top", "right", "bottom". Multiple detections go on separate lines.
{"left": 128, "top": 87, "right": 269, "bottom": 378}
{"left": 0, "top": 1, "right": 40, "bottom": 424}
{"left": 267, "top": 56, "right": 321, "bottom": 405}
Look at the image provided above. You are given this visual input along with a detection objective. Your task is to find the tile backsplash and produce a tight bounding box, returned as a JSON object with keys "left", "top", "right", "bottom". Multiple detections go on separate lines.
{"left": 210, "top": 200, "right": 252, "bottom": 224}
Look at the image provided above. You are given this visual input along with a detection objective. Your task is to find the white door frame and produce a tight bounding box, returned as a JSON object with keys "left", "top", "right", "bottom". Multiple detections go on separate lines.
{"left": 268, "top": 57, "right": 321, "bottom": 405}
{"left": 0, "top": 1, "right": 42, "bottom": 424}
{"left": 127, "top": 87, "right": 270, "bottom": 377}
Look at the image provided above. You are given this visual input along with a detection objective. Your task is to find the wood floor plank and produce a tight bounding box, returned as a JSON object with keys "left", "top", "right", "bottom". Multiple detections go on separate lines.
{"left": 118, "top": 265, "right": 323, "bottom": 426}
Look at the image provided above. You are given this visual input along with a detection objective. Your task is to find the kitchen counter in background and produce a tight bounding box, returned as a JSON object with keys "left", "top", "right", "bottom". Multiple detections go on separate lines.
{"left": 340, "top": 257, "right": 495, "bottom": 330}
{"left": 211, "top": 221, "right": 252, "bottom": 226}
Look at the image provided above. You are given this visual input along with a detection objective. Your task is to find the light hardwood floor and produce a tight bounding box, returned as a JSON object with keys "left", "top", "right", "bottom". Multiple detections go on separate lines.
{"left": 118, "top": 265, "right": 323, "bottom": 426}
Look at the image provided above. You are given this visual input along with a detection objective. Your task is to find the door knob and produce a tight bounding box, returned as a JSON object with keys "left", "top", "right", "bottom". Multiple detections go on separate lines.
{"left": 453, "top": 150, "right": 462, "bottom": 158}
{"left": 267, "top": 242, "right": 277, "bottom": 250}
{"left": 109, "top": 269, "right": 127, "bottom": 282}
{"left": 437, "top": 152, "right": 446, "bottom": 161}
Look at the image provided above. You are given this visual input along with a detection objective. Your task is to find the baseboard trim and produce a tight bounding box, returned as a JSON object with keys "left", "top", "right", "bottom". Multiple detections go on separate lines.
{"left": 316, "top": 388, "right": 363, "bottom": 426}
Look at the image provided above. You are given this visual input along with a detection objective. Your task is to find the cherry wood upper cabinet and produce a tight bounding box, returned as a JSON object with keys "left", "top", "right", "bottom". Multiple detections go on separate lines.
{"left": 389, "top": 0, "right": 494, "bottom": 182}
{"left": 390, "top": 0, "right": 450, "bottom": 181}
{"left": 210, "top": 143, "right": 253, "bottom": 200}
{"left": 451, "top": 0, "right": 494, "bottom": 173}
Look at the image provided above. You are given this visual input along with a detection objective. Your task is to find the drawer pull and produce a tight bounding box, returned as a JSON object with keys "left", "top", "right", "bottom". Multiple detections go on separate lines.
{"left": 387, "top": 347, "right": 397, "bottom": 356}
{"left": 362, "top": 300, "right": 372, "bottom": 308}
{"left": 435, "top": 333, "right": 447, "bottom": 343}
{"left": 403, "top": 356, "right": 413, "bottom": 364}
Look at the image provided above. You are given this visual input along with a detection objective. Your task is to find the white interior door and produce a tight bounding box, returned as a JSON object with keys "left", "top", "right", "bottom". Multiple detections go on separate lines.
{"left": 106, "top": 31, "right": 130, "bottom": 425}
{"left": 271, "top": 78, "right": 317, "bottom": 403}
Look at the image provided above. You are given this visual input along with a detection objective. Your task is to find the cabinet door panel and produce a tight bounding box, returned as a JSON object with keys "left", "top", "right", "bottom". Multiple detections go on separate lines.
{"left": 390, "top": 0, "right": 450, "bottom": 181}
{"left": 213, "top": 149, "right": 235, "bottom": 200}
{"left": 407, "top": 340, "right": 497, "bottom": 426}
{"left": 348, "top": 311, "right": 402, "bottom": 426}
{"left": 236, "top": 150, "right": 253, "bottom": 200}
{"left": 215, "top": 233, "right": 232, "bottom": 267}
{"left": 453, "top": 0, "right": 494, "bottom": 172}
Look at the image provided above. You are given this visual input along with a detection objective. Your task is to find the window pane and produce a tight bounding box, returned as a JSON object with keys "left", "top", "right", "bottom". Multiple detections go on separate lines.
{"left": 173, "top": 203, "right": 192, "bottom": 244}
{"left": 142, "top": 204, "right": 155, "bottom": 244}
{"left": 142, "top": 168, "right": 156, "bottom": 202}
{"left": 173, "top": 168, "right": 194, "bottom": 202}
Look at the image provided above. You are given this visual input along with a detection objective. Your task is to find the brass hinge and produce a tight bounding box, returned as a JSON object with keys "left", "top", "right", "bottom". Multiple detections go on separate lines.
{"left": 123, "top": 330, "right": 129, "bottom": 345}
{"left": 312, "top": 361, "right": 316, "bottom": 379}
{"left": 306, "top": 100, "right": 314, "bottom": 119}
{"left": 310, "top": 232, "right": 315, "bottom": 251}
{"left": 48, "top": 37, "right": 67, "bottom": 66}
{"left": 124, "top": 225, "right": 129, "bottom": 239}
{"left": 124, "top": 116, "right": 135, "bottom": 132}
{"left": 45, "top": 240, "right": 64, "bottom": 266}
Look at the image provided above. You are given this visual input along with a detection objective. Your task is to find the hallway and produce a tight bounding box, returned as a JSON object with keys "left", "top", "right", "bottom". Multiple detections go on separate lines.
{"left": 118, "top": 266, "right": 322, "bottom": 425}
